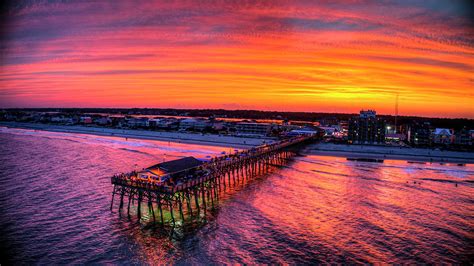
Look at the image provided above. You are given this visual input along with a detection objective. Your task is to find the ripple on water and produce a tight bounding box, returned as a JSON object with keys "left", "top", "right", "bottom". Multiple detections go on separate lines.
{"left": 0, "top": 130, "right": 473, "bottom": 264}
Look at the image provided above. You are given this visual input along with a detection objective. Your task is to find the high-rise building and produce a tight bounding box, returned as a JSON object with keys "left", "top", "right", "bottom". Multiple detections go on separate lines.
{"left": 407, "top": 121, "right": 431, "bottom": 146}
{"left": 348, "top": 110, "right": 385, "bottom": 144}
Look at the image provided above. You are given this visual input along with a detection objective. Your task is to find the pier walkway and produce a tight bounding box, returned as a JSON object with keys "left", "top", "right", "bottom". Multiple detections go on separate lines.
{"left": 110, "top": 134, "right": 316, "bottom": 226}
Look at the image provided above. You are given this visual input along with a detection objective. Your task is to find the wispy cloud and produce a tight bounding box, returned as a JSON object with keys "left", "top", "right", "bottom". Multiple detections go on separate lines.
{"left": 1, "top": 1, "right": 473, "bottom": 118}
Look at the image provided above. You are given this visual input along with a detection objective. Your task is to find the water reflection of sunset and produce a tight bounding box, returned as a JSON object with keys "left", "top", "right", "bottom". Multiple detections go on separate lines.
{"left": 250, "top": 156, "right": 473, "bottom": 263}
{"left": 1, "top": 127, "right": 472, "bottom": 263}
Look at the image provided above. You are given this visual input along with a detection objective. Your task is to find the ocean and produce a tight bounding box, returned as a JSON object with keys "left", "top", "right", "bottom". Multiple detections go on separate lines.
{"left": 0, "top": 127, "right": 473, "bottom": 264}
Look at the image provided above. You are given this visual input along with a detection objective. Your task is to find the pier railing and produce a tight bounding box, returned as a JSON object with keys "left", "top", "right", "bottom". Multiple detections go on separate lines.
{"left": 111, "top": 134, "right": 314, "bottom": 193}
{"left": 110, "top": 134, "right": 317, "bottom": 224}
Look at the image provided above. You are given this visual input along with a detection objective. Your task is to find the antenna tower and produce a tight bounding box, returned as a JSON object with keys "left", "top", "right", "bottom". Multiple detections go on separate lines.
{"left": 395, "top": 94, "right": 399, "bottom": 134}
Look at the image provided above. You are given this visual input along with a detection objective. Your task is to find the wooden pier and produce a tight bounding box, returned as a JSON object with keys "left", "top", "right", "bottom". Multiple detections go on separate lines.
{"left": 110, "top": 135, "right": 316, "bottom": 226}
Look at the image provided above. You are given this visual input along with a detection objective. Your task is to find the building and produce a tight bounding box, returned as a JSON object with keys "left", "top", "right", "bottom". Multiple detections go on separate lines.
{"left": 95, "top": 116, "right": 112, "bottom": 125}
{"left": 454, "top": 127, "right": 472, "bottom": 146}
{"left": 348, "top": 110, "right": 385, "bottom": 144}
{"left": 407, "top": 121, "right": 431, "bottom": 146}
{"left": 80, "top": 116, "right": 93, "bottom": 124}
{"left": 385, "top": 133, "right": 406, "bottom": 142}
{"left": 137, "top": 156, "right": 203, "bottom": 183}
{"left": 432, "top": 128, "right": 453, "bottom": 144}
{"left": 318, "top": 126, "right": 339, "bottom": 136}
{"left": 179, "top": 118, "right": 210, "bottom": 131}
{"left": 127, "top": 117, "right": 149, "bottom": 128}
{"left": 148, "top": 118, "right": 178, "bottom": 129}
{"left": 319, "top": 117, "right": 338, "bottom": 127}
{"left": 211, "top": 121, "right": 225, "bottom": 131}
{"left": 235, "top": 122, "right": 272, "bottom": 137}
{"left": 288, "top": 126, "right": 319, "bottom": 136}
{"left": 277, "top": 124, "right": 300, "bottom": 135}
{"left": 51, "top": 115, "right": 71, "bottom": 124}
{"left": 148, "top": 118, "right": 161, "bottom": 128}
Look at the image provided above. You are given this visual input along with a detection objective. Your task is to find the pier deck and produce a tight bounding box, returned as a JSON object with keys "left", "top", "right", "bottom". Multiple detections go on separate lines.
{"left": 110, "top": 134, "right": 316, "bottom": 226}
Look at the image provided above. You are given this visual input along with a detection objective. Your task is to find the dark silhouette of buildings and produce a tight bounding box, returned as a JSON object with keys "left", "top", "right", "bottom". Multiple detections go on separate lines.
{"left": 348, "top": 110, "right": 385, "bottom": 144}
{"left": 407, "top": 121, "right": 432, "bottom": 146}
{"left": 454, "top": 127, "right": 472, "bottom": 146}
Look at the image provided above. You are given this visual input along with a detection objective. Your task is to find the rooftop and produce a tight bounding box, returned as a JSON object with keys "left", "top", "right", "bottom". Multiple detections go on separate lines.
{"left": 148, "top": 156, "right": 203, "bottom": 174}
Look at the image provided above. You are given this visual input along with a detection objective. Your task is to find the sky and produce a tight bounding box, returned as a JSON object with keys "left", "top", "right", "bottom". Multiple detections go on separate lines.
{"left": 1, "top": 1, "right": 473, "bottom": 118}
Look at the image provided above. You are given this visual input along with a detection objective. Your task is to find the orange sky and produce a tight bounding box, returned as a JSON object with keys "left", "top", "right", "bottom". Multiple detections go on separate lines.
{"left": 1, "top": 1, "right": 473, "bottom": 118}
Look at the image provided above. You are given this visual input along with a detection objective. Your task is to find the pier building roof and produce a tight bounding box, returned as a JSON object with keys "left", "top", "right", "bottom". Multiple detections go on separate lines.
{"left": 148, "top": 156, "right": 203, "bottom": 174}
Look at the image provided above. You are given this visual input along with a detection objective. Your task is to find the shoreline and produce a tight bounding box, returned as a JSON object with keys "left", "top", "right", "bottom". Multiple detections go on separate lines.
{"left": 306, "top": 143, "right": 474, "bottom": 164}
{"left": 0, "top": 122, "right": 275, "bottom": 148}
{"left": 2, "top": 122, "right": 473, "bottom": 164}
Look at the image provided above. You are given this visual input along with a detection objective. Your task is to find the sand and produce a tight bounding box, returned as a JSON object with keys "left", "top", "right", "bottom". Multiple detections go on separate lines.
{"left": 0, "top": 122, "right": 275, "bottom": 148}
{"left": 306, "top": 143, "right": 474, "bottom": 164}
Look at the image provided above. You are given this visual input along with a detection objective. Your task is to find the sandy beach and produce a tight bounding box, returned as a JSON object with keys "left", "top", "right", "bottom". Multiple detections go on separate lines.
{"left": 0, "top": 122, "right": 275, "bottom": 148}
{"left": 3, "top": 122, "right": 473, "bottom": 164}
{"left": 307, "top": 143, "right": 474, "bottom": 164}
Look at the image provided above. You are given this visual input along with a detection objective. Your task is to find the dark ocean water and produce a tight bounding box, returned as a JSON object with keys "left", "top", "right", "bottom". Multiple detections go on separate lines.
{"left": 0, "top": 127, "right": 473, "bottom": 264}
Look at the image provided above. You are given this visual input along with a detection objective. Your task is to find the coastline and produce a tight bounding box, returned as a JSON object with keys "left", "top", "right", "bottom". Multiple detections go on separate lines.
{"left": 2, "top": 122, "right": 473, "bottom": 164}
{"left": 306, "top": 143, "right": 474, "bottom": 164}
{"left": 0, "top": 122, "right": 275, "bottom": 148}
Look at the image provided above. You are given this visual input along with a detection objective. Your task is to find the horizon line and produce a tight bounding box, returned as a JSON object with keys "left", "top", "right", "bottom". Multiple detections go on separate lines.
{"left": 2, "top": 107, "right": 473, "bottom": 121}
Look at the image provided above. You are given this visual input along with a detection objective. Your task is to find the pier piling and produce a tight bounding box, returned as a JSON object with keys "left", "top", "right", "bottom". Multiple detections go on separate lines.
{"left": 110, "top": 135, "right": 316, "bottom": 226}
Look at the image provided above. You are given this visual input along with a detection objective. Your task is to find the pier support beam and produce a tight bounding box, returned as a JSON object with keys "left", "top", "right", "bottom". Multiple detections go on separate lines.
{"left": 194, "top": 189, "right": 200, "bottom": 214}
{"left": 201, "top": 184, "right": 207, "bottom": 210}
{"left": 110, "top": 185, "right": 116, "bottom": 210}
{"left": 149, "top": 200, "right": 156, "bottom": 223}
{"left": 209, "top": 187, "right": 214, "bottom": 209}
{"left": 177, "top": 193, "right": 184, "bottom": 222}
{"left": 157, "top": 196, "right": 164, "bottom": 225}
{"left": 137, "top": 190, "right": 143, "bottom": 220}
{"left": 185, "top": 191, "right": 193, "bottom": 217}
{"left": 119, "top": 187, "right": 125, "bottom": 209}
{"left": 168, "top": 200, "right": 175, "bottom": 226}
{"left": 127, "top": 191, "right": 133, "bottom": 216}
{"left": 222, "top": 173, "right": 226, "bottom": 190}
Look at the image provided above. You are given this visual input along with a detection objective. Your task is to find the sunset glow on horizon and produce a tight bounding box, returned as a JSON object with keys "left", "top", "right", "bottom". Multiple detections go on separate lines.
{"left": 1, "top": 1, "right": 473, "bottom": 118}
